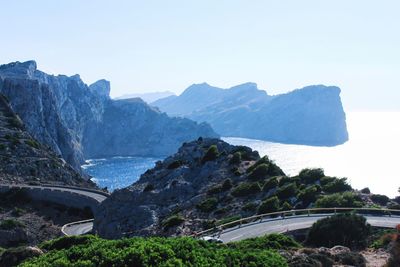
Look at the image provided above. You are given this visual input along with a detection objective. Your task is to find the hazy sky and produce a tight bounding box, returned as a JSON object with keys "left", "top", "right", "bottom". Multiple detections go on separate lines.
{"left": 1, "top": 1, "right": 399, "bottom": 111}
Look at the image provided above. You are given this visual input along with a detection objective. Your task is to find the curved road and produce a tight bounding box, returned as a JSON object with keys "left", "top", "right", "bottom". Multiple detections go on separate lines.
{"left": 0, "top": 183, "right": 108, "bottom": 236}
{"left": 217, "top": 214, "right": 400, "bottom": 243}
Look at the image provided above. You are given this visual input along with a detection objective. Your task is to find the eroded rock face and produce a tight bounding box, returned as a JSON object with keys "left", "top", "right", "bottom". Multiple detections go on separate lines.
{"left": 153, "top": 83, "right": 349, "bottom": 146}
{"left": 0, "top": 61, "right": 218, "bottom": 170}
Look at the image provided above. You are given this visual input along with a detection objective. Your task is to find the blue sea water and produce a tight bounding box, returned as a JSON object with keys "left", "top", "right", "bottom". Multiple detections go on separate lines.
{"left": 83, "top": 112, "right": 400, "bottom": 197}
{"left": 82, "top": 156, "right": 162, "bottom": 191}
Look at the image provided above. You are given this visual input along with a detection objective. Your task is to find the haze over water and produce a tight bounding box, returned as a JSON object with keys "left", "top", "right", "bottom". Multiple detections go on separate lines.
{"left": 225, "top": 112, "right": 400, "bottom": 197}
{"left": 84, "top": 112, "right": 399, "bottom": 197}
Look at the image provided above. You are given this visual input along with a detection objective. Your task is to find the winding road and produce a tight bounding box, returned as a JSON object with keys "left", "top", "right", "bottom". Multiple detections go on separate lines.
{"left": 0, "top": 183, "right": 109, "bottom": 236}
{"left": 217, "top": 214, "right": 400, "bottom": 243}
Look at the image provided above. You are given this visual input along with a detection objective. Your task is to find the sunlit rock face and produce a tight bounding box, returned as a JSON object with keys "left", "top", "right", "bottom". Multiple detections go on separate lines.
{"left": 153, "top": 83, "right": 348, "bottom": 146}
{"left": 0, "top": 61, "right": 218, "bottom": 171}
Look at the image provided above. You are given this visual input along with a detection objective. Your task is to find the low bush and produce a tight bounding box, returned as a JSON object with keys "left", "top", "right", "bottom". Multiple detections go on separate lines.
{"left": 23, "top": 236, "right": 288, "bottom": 267}
{"left": 315, "top": 192, "right": 363, "bottom": 208}
{"left": 25, "top": 139, "right": 40, "bottom": 149}
{"left": 322, "top": 177, "right": 352, "bottom": 193}
{"left": 297, "top": 185, "right": 321, "bottom": 206}
{"left": 167, "top": 160, "right": 184, "bottom": 169}
{"left": 248, "top": 164, "right": 269, "bottom": 180}
{"left": 306, "top": 213, "right": 371, "bottom": 249}
{"left": 162, "top": 215, "right": 185, "bottom": 230}
{"left": 229, "top": 152, "right": 242, "bottom": 165}
{"left": 216, "top": 215, "right": 242, "bottom": 226}
{"left": 371, "top": 194, "right": 390, "bottom": 206}
{"left": 143, "top": 183, "right": 155, "bottom": 192}
{"left": 0, "top": 219, "right": 25, "bottom": 230}
{"left": 299, "top": 168, "right": 325, "bottom": 184}
{"left": 231, "top": 182, "right": 261, "bottom": 197}
{"left": 276, "top": 183, "right": 298, "bottom": 199}
{"left": 201, "top": 145, "right": 219, "bottom": 163}
{"left": 242, "top": 202, "right": 258, "bottom": 212}
{"left": 196, "top": 198, "right": 218, "bottom": 212}
{"left": 360, "top": 187, "right": 371, "bottom": 194}
{"left": 258, "top": 196, "right": 280, "bottom": 214}
{"left": 263, "top": 177, "right": 278, "bottom": 192}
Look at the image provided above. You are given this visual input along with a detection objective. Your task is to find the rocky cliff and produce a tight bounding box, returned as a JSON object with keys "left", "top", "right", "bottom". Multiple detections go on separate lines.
{"left": 0, "top": 93, "right": 95, "bottom": 187}
{"left": 153, "top": 83, "right": 348, "bottom": 146}
{"left": 94, "top": 138, "right": 363, "bottom": 239}
{"left": 0, "top": 61, "right": 218, "bottom": 170}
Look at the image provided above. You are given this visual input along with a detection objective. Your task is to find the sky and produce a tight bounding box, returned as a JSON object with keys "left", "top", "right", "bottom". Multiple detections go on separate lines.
{"left": 0, "top": 0, "right": 399, "bottom": 111}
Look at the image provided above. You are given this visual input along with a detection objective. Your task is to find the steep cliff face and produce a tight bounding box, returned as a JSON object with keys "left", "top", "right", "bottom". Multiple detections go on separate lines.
{"left": 153, "top": 83, "right": 348, "bottom": 146}
{"left": 0, "top": 93, "right": 95, "bottom": 187}
{"left": 0, "top": 61, "right": 218, "bottom": 170}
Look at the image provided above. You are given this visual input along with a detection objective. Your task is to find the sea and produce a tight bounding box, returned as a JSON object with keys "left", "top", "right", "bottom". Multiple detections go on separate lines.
{"left": 83, "top": 112, "right": 400, "bottom": 197}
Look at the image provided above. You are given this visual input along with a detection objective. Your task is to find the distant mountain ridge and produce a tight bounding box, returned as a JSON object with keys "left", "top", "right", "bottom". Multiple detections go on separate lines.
{"left": 115, "top": 91, "right": 175, "bottom": 103}
{"left": 0, "top": 61, "right": 217, "bottom": 171}
{"left": 153, "top": 83, "right": 348, "bottom": 146}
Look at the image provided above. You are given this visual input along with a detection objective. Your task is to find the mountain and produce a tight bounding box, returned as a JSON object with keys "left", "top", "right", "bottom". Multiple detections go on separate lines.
{"left": 0, "top": 61, "right": 218, "bottom": 170}
{"left": 0, "top": 93, "right": 95, "bottom": 187}
{"left": 152, "top": 83, "right": 348, "bottom": 146}
{"left": 115, "top": 91, "right": 175, "bottom": 103}
{"left": 94, "top": 138, "right": 362, "bottom": 239}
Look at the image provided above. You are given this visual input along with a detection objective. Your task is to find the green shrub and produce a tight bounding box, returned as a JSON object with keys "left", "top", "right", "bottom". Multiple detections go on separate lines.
{"left": 231, "top": 182, "right": 261, "bottom": 197}
{"left": 11, "top": 207, "right": 25, "bottom": 217}
{"left": 229, "top": 233, "right": 301, "bottom": 250}
{"left": 315, "top": 192, "right": 363, "bottom": 208}
{"left": 221, "top": 179, "right": 233, "bottom": 191}
{"left": 0, "top": 219, "right": 25, "bottom": 230}
{"left": 143, "top": 183, "right": 155, "bottom": 192}
{"left": 162, "top": 215, "right": 185, "bottom": 230}
{"left": 278, "top": 176, "right": 292, "bottom": 186}
{"left": 242, "top": 202, "right": 258, "bottom": 212}
{"left": 208, "top": 179, "right": 233, "bottom": 195}
{"left": 281, "top": 202, "right": 292, "bottom": 211}
{"left": 196, "top": 198, "right": 218, "bottom": 212}
{"left": 299, "top": 168, "right": 325, "bottom": 184}
{"left": 297, "top": 185, "right": 321, "bottom": 205}
{"left": 306, "top": 213, "right": 371, "bottom": 249}
{"left": 371, "top": 194, "right": 390, "bottom": 206}
{"left": 167, "top": 160, "right": 184, "bottom": 169}
{"left": 7, "top": 117, "right": 23, "bottom": 128}
{"left": 229, "top": 152, "right": 242, "bottom": 165}
{"left": 360, "top": 187, "right": 371, "bottom": 194}
{"left": 23, "top": 236, "right": 288, "bottom": 267}
{"left": 322, "top": 177, "right": 352, "bottom": 193}
{"left": 263, "top": 177, "right": 278, "bottom": 192}
{"left": 320, "top": 176, "right": 335, "bottom": 186}
{"left": 216, "top": 215, "right": 242, "bottom": 226}
{"left": 258, "top": 196, "right": 280, "bottom": 214}
{"left": 40, "top": 235, "right": 99, "bottom": 251}
{"left": 25, "top": 139, "right": 40, "bottom": 149}
{"left": 0, "top": 143, "right": 6, "bottom": 150}
{"left": 248, "top": 164, "right": 269, "bottom": 180}
{"left": 276, "top": 183, "right": 298, "bottom": 199}
{"left": 201, "top": 145, "right": 219, "bottom": 163}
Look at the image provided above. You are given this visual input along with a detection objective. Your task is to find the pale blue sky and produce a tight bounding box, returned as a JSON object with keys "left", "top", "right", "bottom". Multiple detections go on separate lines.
{"left": 1, "top": 0, "right": 399, "bottom": 110}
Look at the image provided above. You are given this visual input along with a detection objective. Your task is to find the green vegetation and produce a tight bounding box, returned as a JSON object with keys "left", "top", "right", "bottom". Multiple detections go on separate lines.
{"left": 201, "top": 145, "right": 219, "bottom": 163}
{"left": 162, "top": 215, "right": 185, "bottom": 230}
{"left": 167, "top": 160, "right": 184, "bottom": 169}
{"left": 315, "top": 192, "right": 363, "bottom": 208}
{"left": 22, "top": 235, "right": 288, "bottom": 267}
{"left": 229, "top": 233, "right": 301, "bottom": 251}
{"left": 262, "top": 177, "right": 278, "bottom": 192}
{"left": 242, "top": 202, "right": 258, "bottom": 212}
{"left": 371, "top": 194, "right": 390, "bottom": 206}
{"left": 360, "top": 187, "right": 371, "bottom": 194}
{"left": 321, "top": 177, "right": 352, "bottom": 193}
{"left": 24, "top": 139, "right": 40, "bottom": 149}
{"left": 370, "top": 229, "right": 397, "bottom": 249}
{"left": 196, "top": 198, "right": 218, "bottom": 212}
{"left": 229, "top": 152, "right": 242, "bottom": 165}
{"left": 231, "top": 182, "right": 261, "bottom": 197}
{"left": 247, "top": 164, "right": 269, "bottom": 180}
{"left": 207, "top": 179, "right": 232, "bottom": 195}
{"left": 299, "top": 168, "right": 325, "bottom": 184}
{"left": 306, "top": 213, "right": 371, "bottom": 249}
{"left": 297, "top": 185, "right": 321, "bottom": 206}
{"left": 216, "top": 215, "right": 242, "bottom": 226}
{"left": 143, "top": 184, "right": 155, "bottom": 192}
{"left": 7, "top": 117, "right": 23, "bottom": 128}
{"left": 0, "top": 219, "right": 25, "bottom": 230}
{"left": 276, "top": 182, "right": 298, "bottom": 199}
{"left": 258, "top": 196, "right": 280, "bottom": 214}
{"left": 281, "top": 201, "right": 292, "bottom": 211}
{"left": 11, "top": 207, "right": 25, "bottom": 217}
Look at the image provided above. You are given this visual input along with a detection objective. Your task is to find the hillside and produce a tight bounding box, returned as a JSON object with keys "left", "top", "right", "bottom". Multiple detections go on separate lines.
{"left": 153, "top": 83, "right": 348, "bottom": 146}
{"left": 0, "top": 94, "right": 95, "bottom": 187}
{"left": 0, "top": 61, "right": 217, "bottom": 171}
{"left": 93, "top": 138, "right": 387, "bottom": 239}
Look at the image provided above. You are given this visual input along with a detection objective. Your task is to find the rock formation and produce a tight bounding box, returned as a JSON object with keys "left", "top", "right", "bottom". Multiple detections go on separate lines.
{"left": 0, "top": 61, "right": 218, "bottom": 170}
{"left": 153, "top": 83, "right": 349, "bottom": 146}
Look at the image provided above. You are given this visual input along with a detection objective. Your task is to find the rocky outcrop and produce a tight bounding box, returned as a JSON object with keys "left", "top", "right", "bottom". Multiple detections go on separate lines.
{"left": 153, "top": 83, "right": 348, "bottom": 146}
{"left": 94, "top": 138, "right": 359, "bottom": 239}
{"left": 0, "top": 61, "right": 218, "bottom": 170}
{"left": 0, "top": 94, "right": 95, "bottom": 187}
